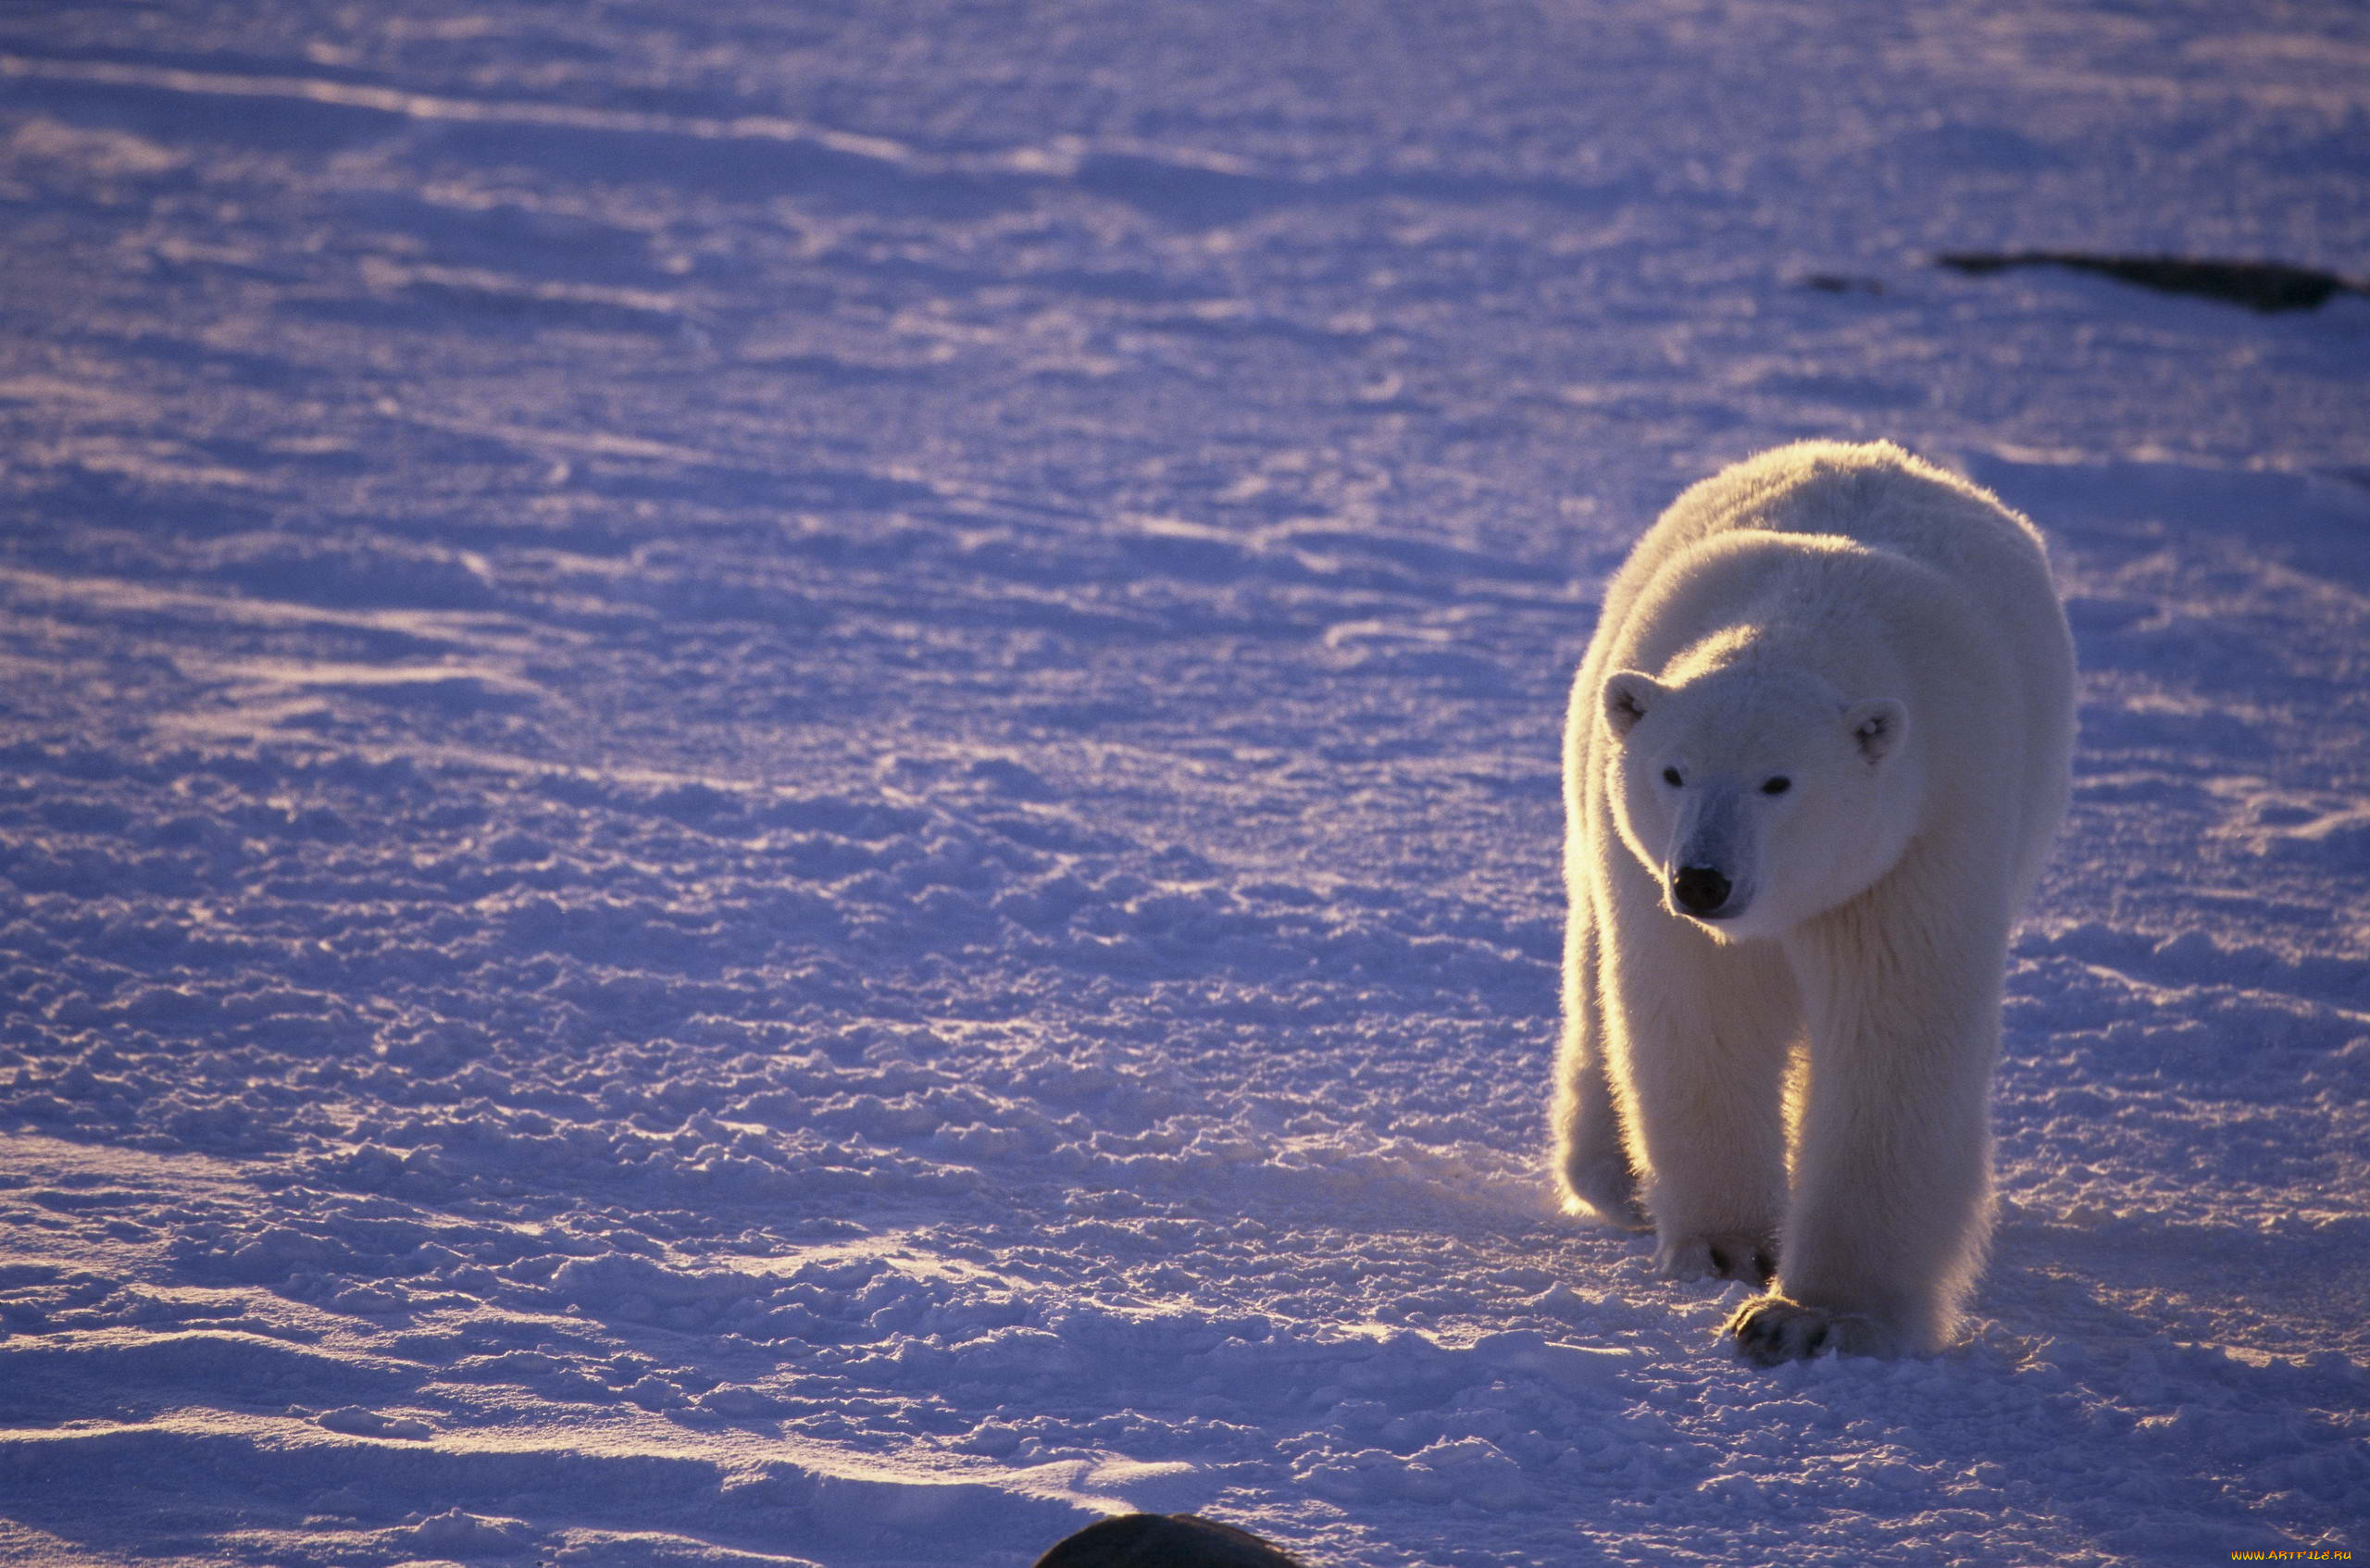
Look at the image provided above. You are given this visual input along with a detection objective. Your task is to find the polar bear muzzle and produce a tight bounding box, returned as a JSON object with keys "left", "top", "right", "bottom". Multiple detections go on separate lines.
{"left": 1664, "top": 776, "right": 1756, "bottom": 924}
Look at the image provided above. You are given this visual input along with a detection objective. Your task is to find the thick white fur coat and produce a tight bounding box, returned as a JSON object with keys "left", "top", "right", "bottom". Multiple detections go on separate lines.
{"left": 1553, "top": 442, "right": 2076, "bottom": 1363}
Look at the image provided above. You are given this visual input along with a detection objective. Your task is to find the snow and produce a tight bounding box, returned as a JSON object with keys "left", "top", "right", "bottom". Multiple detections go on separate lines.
{"left": 0, "top": 1, "right": 2365, "bottom": 1563}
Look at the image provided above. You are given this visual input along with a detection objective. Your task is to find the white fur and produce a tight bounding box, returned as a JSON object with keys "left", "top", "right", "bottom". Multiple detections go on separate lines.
{"left": 1551, "top": 441, "right": 2075, "bottom": 1363}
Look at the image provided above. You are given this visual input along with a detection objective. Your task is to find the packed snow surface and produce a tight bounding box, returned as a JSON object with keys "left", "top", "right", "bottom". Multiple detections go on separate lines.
{"left": 1, "top": 2, "right": 2366, "bottom": 1564}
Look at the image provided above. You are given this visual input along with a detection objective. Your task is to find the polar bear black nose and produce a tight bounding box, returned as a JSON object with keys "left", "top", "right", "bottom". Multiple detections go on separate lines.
{"left": 1672, "top": 865, "right": 1732, "bottom": 917}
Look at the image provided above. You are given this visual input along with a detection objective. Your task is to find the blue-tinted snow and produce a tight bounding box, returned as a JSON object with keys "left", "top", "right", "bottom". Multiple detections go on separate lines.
{"left": 0, "top": 2, "right": 2364, "bottom": 1564}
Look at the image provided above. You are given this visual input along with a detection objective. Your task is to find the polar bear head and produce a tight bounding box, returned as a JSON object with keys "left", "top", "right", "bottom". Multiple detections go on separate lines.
{"left": 1602, "top": 663, "right": 1916, "bottom": 940}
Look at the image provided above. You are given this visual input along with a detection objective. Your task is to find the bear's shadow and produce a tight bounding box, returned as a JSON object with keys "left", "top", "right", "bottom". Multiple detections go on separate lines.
{"left": 1982, "top": 1201, "right": 2370, "bottom": 1363}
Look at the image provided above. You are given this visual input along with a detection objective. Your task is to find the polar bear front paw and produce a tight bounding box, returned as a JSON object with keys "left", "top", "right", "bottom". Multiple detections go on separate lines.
{"left": 1658, "top": 1232, "right": 1776, "bottom": 1287}
{"left": 1727, "top": 1296, "right": 1884, "bottom": 1365}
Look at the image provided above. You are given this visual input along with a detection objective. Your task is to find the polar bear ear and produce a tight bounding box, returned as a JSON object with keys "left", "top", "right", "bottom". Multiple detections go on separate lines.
{"left": 1845, "top": 698, "right": 1908, "bottom": 764}
{"left": 1603, "top": 671, "right": 1665, "bottom": 740}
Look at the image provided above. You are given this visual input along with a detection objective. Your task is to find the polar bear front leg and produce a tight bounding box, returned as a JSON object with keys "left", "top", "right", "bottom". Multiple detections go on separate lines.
{"left": 1601, "top": 862, "right": 1794, "bottom": 1285}
{"left": 1741, "top": 898, "right": 2004, "bottom": 1363}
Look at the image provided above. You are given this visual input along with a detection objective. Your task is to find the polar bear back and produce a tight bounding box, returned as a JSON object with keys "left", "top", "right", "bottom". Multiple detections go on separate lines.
{"left": 1607, "top": 442, "right": 2059, "bottom": 677}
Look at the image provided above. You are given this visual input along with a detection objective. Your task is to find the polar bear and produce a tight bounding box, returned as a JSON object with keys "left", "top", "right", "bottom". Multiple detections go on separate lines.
{"left": 1551, "top": 442, "right": 2075, "bottom": 1363}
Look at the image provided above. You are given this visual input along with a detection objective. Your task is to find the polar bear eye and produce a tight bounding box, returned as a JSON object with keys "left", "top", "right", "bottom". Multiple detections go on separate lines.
{"left": 1662, "top": 766, "right": 1684, "bottom": 788}
{"left": 1761, "top": 776, "right": 1791, "bottom": 796}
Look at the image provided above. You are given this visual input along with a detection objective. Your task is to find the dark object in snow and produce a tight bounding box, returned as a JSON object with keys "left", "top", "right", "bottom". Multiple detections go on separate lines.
{"left": 1033, "top": 1512, "right": 1311, "bottom": 1568}
{"left": 1936, "top": 252, "right": 2367, "bottom": 313}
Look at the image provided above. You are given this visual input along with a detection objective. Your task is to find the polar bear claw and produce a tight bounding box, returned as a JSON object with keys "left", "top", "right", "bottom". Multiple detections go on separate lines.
{"left": 1728, "top": 1297, "right": 1890, "bottom": 1365}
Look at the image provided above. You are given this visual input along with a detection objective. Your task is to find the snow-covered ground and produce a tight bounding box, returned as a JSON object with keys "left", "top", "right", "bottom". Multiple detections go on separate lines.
{"left": 1, "top": 2, "right": 2365, "bottom": 1564}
